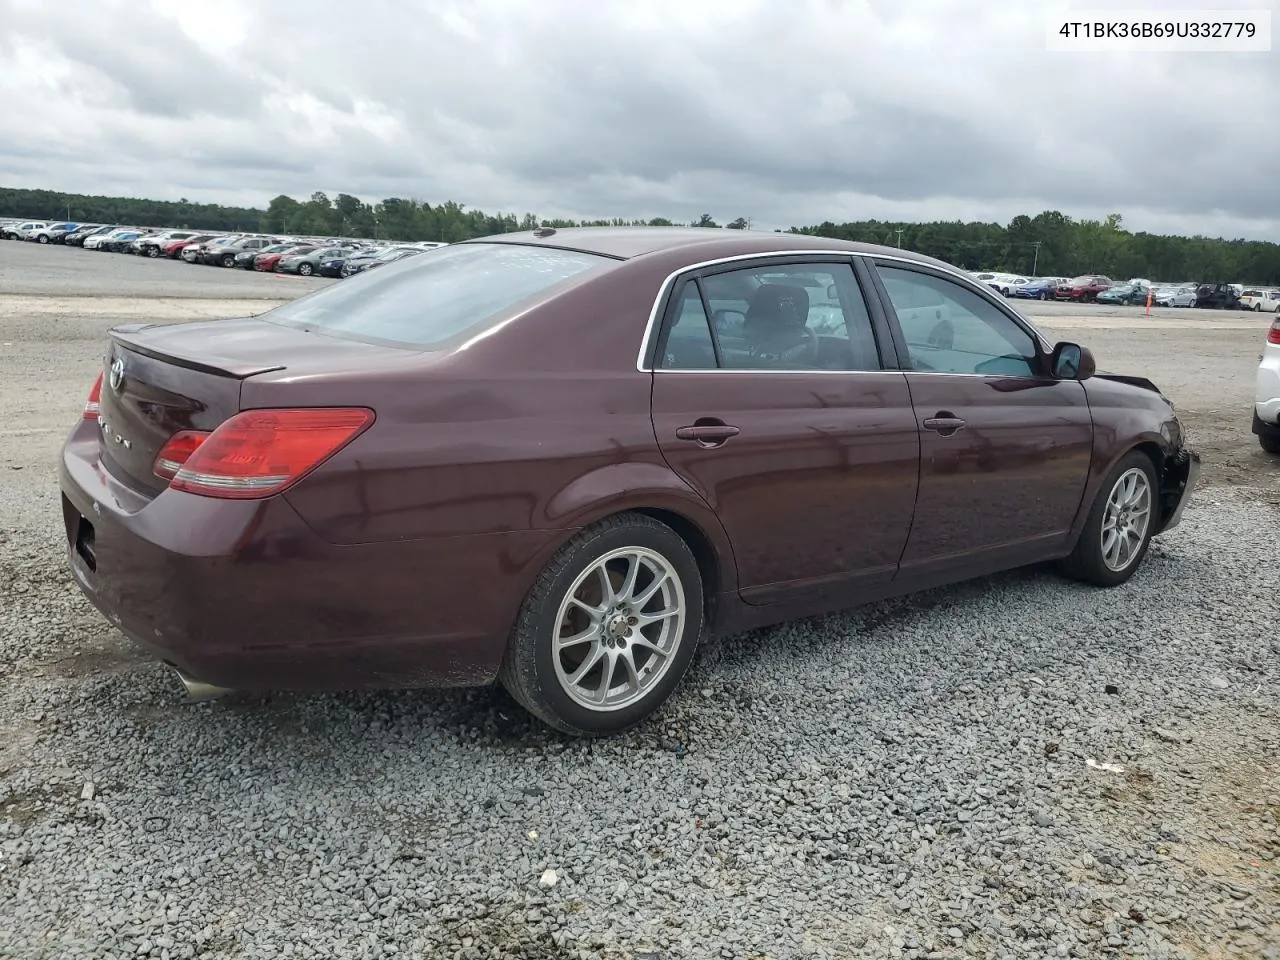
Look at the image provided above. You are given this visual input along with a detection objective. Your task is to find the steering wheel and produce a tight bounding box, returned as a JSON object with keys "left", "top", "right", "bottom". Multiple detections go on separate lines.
{"left": 781, "top": 327, "right": 820, "bottom": 366}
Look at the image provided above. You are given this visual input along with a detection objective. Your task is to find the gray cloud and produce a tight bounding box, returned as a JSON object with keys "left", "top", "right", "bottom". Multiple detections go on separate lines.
{"left": 0, "top": 0, "right": 1277, "bottom": 240}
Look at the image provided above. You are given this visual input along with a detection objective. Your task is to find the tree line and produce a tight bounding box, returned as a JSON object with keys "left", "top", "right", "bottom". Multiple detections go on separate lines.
{"left": 2, "top": 185, "right": 1276, "bottom": 283}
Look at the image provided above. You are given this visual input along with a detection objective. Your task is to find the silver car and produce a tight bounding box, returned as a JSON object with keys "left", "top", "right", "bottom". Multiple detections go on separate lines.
{"left": 1153, "top": 284, "right": 1197, "bottom": 307}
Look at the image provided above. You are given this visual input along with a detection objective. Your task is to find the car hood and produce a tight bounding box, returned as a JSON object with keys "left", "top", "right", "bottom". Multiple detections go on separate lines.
{"left": 1093, "top": 371, "right": 1162, "bottom": 395}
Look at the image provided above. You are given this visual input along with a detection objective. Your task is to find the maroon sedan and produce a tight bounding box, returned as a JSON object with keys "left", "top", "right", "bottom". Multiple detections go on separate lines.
{"left": 1055, "top": 275, "right": 1113, "bottom": 302}
{"left": 59, "top": 228, "right": 1200, "bottom": 736}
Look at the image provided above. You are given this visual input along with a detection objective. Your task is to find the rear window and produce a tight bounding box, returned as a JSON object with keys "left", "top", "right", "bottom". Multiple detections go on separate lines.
{"left": 263, "top": 242, "right": 613, "bottom": 348}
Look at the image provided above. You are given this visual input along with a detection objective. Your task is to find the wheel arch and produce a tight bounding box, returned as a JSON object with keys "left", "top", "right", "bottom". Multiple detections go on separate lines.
{"left": 629, "top": 506, "right": 724, "bottom": 628}
{"left": 532, "top": 462, "right": 739, "bottom": 629}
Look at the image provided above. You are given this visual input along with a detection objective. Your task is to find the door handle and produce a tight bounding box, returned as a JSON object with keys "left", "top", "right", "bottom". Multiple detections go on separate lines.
{"left": 923, "top": 412, "right": 967, "bottom": 436}
{"left": 675, "top": 420, "right": 740, "bottom": 446}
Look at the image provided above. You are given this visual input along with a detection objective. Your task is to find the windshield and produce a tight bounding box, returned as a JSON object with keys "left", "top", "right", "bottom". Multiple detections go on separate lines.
{"left": 264, "top": 242, "right": 613, "bottom": 349}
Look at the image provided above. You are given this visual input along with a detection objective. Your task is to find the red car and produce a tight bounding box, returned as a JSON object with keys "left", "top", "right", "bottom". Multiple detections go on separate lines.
{"left": 1055, "top": 275, "right": 1113, "bottom": 302}
{"left": 162, "top": 234, "right": 218, "bottom": 259}
{"left": 254, "top": 243, "right": 317, "bottom": 272}
{"left": 59, "top": 229, "right": 1199, "bottom": 736}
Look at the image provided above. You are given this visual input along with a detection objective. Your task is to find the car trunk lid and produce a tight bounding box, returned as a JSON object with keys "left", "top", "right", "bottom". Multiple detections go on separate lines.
{"left": 98, "top": 319, "right": 420, "bottom": 496}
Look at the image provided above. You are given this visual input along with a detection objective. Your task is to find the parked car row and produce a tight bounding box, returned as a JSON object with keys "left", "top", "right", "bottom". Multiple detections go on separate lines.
{"left": 967, "top": 269, "right": 1276, "bottom": 310}
{"left": 0, "top": 217, "right": 448, "bottom": 278}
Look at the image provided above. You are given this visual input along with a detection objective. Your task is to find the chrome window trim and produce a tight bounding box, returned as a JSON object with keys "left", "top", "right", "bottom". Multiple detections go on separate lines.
{"left": 637, "top": 248, "right": 1055, "bottom": 375}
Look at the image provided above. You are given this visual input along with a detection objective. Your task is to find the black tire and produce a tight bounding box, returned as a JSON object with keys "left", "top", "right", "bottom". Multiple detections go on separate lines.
{"left": 298, "top": 262, "right": 314, "bottom": 276}
{"left": 37, "top": 234, "right": 49, "bottom": 244}
{"left": 499, "top": 513, "right": 705, "bottom": 737}
{"left": 1059, "top": 451, "right": 1159, "bottom": 587}
{"left": 221, "top": 254, "right": 236, "bottom": 268}
{"left": 147, "top": 245, "right": 160, "bottom": 258}
{"left": 1257, "top": 416, "right": 1280, "bottom": 455}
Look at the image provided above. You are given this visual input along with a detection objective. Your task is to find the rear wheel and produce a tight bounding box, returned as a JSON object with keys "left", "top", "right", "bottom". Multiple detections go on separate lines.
{"left": 1060, "top": 451, "right": 1159, "bottom": 587}
{"left": 1257, "top": 415, "right": 1280, "bottom": 455}
{"left": 147, "top": 245, "right": 160, "bottom": 258}
{"left": 37, "top": 234, "right": 49, "bottom": 244}
{"left": 298, "top": 262, "right": 314, "bottom": 276}
{"left": 221, "top": 253, "right": 236, "bottom": 268}
{"left": 499, "top": 513, "right": 704, "bottom": 737}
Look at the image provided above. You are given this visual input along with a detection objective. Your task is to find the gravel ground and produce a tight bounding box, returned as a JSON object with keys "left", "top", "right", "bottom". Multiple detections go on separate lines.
{"left": 1, "top": 243, "right": 1277, "bottom": 959}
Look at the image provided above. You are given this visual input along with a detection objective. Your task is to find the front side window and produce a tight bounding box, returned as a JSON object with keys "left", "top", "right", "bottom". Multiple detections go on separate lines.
{"left": 656, "top": 261, "right": 882, "bottom": 371}
{"left": 264, "top": 242, "right": 613, "bottom": 348}
{"left": 876, "top": 266, "right": 1040, "bottom": 377}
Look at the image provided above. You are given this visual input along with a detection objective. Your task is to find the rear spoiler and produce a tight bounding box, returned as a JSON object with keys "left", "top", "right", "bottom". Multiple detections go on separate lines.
{"left": 109, "top": 324, "right": 286, "bottom": 379}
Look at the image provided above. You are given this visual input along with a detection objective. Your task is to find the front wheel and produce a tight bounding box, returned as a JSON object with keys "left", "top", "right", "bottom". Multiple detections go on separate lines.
{"left": 1059, "top": 452, "right": 1159, "bottom": 587}
{"left": 499, "top": 513, "right": 704, "bottom": 737}
{"left": 37, "top": 234, "right": 49, "bottom": 244}
{"left": 298, "top": 262, "right": 313, "bottom": 276}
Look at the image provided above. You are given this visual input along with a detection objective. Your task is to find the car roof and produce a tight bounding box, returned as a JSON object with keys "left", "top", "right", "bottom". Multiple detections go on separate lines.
{"left": 462, "top": 226, "right": 955, "bottom": 270}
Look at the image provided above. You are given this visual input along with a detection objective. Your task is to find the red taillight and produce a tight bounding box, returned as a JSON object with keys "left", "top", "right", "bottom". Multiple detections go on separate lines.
{"left": 83, "top": 372, "right": 103, "bottom": 420}
{"left": 1268, "top": 319, "right": 1280, "bottom": 345}
{"left": 167, "top": 408, "right": 374, "bottom": 499}
{"left": 153, "top": 430, "right": 210, "bottom": 480}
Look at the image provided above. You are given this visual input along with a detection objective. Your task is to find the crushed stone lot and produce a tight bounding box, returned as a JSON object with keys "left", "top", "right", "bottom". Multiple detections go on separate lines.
{"left": 1, "top": 242, "right": 1277, "bottom": 959}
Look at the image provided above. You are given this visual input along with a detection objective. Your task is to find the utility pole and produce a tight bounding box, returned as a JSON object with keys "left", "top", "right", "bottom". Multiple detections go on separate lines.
{"left": 895, "top": 228, "right": 904, "bottom": 248}
{"left": 1031, "top": 240, "right": 1042, "bottom": 276}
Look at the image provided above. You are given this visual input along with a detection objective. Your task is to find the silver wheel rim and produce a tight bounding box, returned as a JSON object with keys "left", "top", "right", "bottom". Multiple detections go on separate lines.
{"left": 552, "top": 546, "right": 686, "bottom": 712}
{"left": 1101, "top": 467, "right": 1152, "bottom": 572}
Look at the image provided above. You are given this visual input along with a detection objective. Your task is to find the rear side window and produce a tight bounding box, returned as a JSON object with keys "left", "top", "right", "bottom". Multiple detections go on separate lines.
{"left": 263, "top": 243, "right": 612, "bottom": 348}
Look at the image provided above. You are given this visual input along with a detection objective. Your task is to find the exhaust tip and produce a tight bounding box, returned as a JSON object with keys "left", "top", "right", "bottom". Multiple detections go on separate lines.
{"left": 168, "top": 665, "right": 234, "bottom": 702}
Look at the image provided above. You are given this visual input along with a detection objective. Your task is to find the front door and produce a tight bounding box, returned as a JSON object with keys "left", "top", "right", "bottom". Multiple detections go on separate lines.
{"left": 869, "top": 261, "right": 1094, "bottom": 579}
{"left": 648, "top": 258, "right": 920, "bottom": 605}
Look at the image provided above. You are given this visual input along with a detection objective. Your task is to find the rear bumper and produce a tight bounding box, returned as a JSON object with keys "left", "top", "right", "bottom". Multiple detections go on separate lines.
{"left": 1255, "top": 349, "right": 1280, "bottom": 424}
{"left": 58, "top": 423, "right": 546, "bottom": 692}
{"left": 1153, "top": 446, "right": 1200, "bottom": 536}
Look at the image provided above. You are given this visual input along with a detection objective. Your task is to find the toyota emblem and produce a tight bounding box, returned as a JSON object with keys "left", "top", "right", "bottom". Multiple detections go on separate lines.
{"left": 108, "top": 357, "right": 125, "bottom": 392}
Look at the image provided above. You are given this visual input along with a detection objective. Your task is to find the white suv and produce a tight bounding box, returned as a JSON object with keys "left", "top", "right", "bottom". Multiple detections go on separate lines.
{"left": 1239, "top": 289, "right": 1280, "bottom": 313}
{"left": 1254, "top": 314, "right": 1280, "bottom": 454}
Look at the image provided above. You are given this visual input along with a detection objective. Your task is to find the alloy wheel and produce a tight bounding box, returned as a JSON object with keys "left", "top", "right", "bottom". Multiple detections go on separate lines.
{"left": 1101, "top": 467, "right": 1152, "bottom": 572}
{"left": 551, "top": 547, "right": 686, "bottom": 712}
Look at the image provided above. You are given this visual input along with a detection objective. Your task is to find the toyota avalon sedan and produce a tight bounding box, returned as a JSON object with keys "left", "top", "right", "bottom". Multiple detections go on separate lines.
{"left": 59, "top": 228, "right": 1200, "bottom": 736}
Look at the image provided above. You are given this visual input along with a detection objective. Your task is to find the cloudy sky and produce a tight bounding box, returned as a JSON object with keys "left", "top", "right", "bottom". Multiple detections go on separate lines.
{"left": 0, "top": 0, "right": 1276, "bottom": 239}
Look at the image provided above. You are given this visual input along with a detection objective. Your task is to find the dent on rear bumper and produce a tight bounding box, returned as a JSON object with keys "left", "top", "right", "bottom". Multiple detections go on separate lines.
{"left": 58, "top": 434, "right": 549, "bottom": 692}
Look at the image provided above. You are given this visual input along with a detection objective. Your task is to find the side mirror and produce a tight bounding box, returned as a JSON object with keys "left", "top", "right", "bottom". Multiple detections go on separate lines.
{"left": 1051, "top": 341, "right": 1096, "bottom": 380}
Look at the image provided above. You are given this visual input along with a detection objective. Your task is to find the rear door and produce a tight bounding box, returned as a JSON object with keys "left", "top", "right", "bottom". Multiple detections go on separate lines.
{"left": 648, "top": 256, "right": 920, "bottom": 606}
{"left": 865, "top": 259, "right": 1093, "bottom": 580}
